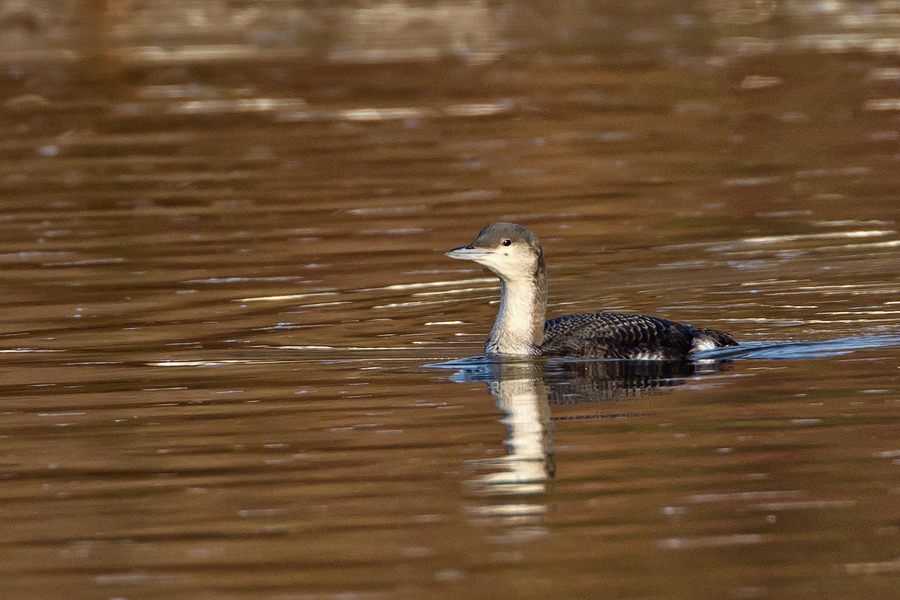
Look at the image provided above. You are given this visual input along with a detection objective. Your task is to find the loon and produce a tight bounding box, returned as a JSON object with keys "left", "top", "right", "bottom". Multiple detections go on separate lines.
{"left": 446, "top": 223, "right": 737, "bottom": 359}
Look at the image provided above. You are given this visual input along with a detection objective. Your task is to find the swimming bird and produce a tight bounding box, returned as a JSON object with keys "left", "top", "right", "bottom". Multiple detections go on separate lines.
{"left": 446, "top": 223, "right": 737, "bottom": 359}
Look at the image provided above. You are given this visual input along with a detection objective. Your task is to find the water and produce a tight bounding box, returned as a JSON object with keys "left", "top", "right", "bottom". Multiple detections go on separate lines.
{"left": 2, "top": 2, "right": 900, "bottom": 599}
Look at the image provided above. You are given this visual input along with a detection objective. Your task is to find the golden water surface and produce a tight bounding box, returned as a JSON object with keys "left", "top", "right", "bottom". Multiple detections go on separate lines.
{"left": 1, "top": 2, "right": 900, "bottom": 599}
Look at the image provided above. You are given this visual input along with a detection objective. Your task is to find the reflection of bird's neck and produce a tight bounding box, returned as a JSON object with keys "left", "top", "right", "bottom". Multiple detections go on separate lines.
{"left": 488, "top": 374, "right": 556, "bottom": 485}
{"left": 486, "top": 253, "right": 548, "bottom": 355}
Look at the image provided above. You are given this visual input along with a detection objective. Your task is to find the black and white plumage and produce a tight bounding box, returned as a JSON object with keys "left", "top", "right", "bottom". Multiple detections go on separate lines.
{"left": 445, "top": 223, "right": 737, "bottom": 360}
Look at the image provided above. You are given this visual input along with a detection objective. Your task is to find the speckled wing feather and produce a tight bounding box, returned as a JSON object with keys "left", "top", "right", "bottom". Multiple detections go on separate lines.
{"left": 541, "top": 313, "right": 726, "bottom": 359}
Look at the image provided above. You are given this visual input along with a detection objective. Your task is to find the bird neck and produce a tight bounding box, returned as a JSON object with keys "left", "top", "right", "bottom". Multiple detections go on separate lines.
{"left": 486, "top": 256, "right": 548, "bottom": 355}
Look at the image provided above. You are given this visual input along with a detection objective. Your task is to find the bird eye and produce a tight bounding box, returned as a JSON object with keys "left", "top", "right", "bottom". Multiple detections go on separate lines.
{"left": 501, "top": 239, "right": 512, "bottom": 246}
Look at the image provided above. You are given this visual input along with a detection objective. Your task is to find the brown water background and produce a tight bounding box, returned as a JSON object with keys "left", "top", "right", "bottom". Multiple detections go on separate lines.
{"left": 1, "top": 2, "right": 900, "bottom": 599}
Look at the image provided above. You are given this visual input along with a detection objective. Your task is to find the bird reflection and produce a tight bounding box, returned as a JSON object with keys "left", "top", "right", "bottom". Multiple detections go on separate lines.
{"left": 543, "top": 359, "right": 724, "bottom": 404}
{"left": 434, "top": 356, "right": 731, "bottom": 526}
{"left": 457, "top": 359, "right": 554, "bottom": 528}
{"left": 466, "top": 361, "right": 556, "bottom": 492}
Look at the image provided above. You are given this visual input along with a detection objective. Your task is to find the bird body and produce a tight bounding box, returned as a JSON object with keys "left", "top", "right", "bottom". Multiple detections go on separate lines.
{"left": 446, "top": 223, "right": 737, "bottom": 360}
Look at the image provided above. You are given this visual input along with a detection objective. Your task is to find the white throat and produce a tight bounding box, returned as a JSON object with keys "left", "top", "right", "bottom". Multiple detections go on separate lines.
{"left": 486, "top": 277, "right": 545, "bottom": 355}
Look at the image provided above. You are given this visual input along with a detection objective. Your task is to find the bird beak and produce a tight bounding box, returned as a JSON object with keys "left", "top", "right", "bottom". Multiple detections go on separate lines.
{"left": 445, "top": 245, "right": 492, "bottom": 261}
